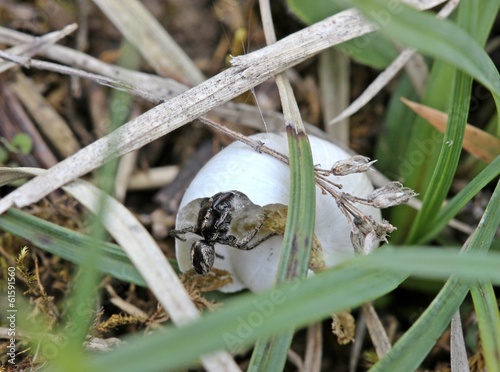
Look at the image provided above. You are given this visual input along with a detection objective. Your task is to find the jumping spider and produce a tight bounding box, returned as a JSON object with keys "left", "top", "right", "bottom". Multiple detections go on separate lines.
{"left": 171, "top": 191, "right": 285, "bottom": 275}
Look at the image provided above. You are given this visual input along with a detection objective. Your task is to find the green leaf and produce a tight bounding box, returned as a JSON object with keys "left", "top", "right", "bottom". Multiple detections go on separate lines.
{"left": 0, "top": 208, "right": 148, "bottom": 286}
{"left": 248, "top": 97, "right": 317, "bottom": 367}
{"left": 0, "top": 146, "right": 8, "bottom": 164}
{"left": 11, "top": 133, "right": 33, "bottom": 154}
{"left": 348, "top": 0, "right": 500, "bottom": 115}
{"left": 337, "top": 32, "right": 398, "bottom": 69}
{"left": 407, "top": 70, "right": 472, "bottom": 243}
{"left": 388, "top": 61, "right": 454, "bottom": 243}
{"left": 286, "top": 0, "right": 343, "bottom": 23}
{"left": 416, "top": 155, "right": 500, "bottom": 244}
{"left": 375, "top": 74, "right": 418, "bottom": 178}
{"left": 89, "top": 264, "right": 404, "bottom": 372}
{"left": 371, "top": 176, "right": 500, "bottom": 371}
{"left": 383, "top": 0, "right": 500, "bottom": 242}
{"left": 406, "top": 0, "right": 474, "bottom": 244}
{"left": 86, "top": 244, "right": 500, "bottom": 371}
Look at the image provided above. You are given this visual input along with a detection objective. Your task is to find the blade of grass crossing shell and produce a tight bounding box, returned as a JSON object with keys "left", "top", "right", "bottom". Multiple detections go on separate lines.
{"left": 248, "top": 126, "right": 316, "bottom": 368}
{"left": 278, "top": 128, "right": 316, "bottom": 283}
{"left": 370, "top": 179, "right": 500, "bottom": 371}
{"left": 249, "top": 4, "right": 317, "bottom": 367}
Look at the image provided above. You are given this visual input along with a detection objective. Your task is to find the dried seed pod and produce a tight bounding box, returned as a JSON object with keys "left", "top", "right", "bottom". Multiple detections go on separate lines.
{"left": 175, "top": 133, "right": 381, "bottom": 292}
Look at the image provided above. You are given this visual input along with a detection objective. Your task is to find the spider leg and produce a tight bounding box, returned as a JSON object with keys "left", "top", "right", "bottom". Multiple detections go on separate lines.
{"left": 215, "top": 215, "right": 261, "bottom": 247}
{"left": 218, "top": 217, "right": 277, "bottom": 251}
{"left": 170, "top": 225, "right": 199, "bottom": 241}
{"left": 238, "top": 232, "right": 277, "bottom": 250}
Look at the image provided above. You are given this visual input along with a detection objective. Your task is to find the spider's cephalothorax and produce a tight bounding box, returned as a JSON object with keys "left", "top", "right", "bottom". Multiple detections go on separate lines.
{"left": 171, "top": 191, "right": 284, "bottom": 275}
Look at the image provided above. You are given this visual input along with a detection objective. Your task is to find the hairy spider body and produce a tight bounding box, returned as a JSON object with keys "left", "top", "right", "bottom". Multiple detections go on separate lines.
{"left": 171, "top": 190, "right": 281, "bottom": 275}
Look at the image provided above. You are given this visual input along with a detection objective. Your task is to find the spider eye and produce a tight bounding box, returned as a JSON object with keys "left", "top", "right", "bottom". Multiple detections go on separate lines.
{"left": 191, "top": 240, "right": 215, "bottom": 275}
{"left": 212, "top": 191, "right": 234, "bottom": 212}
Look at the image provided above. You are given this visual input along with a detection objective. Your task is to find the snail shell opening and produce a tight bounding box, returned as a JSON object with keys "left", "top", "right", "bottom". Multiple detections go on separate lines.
{"left": 175, "top": 132, "right": 381, "bottom": 293}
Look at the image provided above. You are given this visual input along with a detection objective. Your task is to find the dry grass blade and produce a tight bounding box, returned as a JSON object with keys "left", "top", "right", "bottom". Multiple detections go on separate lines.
{"left": 450, "top": 311, "right": 470, "bottom": 372}
{"left": 0, "top": 26, "right": 187, "bottom": 99}
{"left": 329, "top": 0, "right": 459, "bottom": 125}
{"left": 127, "top": 166, "right": 179, "bottom": 190}
{"left": 401, "top": 97, "right": 500, "bottom": 163}
{"left": 114, "top": 151, "right": 138, "bottom": 202}
{"left": 93, "top": 0, "right": 205, "bottom": 85}
{"left": 0, "top": 23, "right": 77, "bottom": 73}
{"left": 304, "top": 323, "right": 323, "bottom": 372}
{"left": 361, "top": 303, "right": 391, "bottom": 358}
{"left": 0, "top": 50, "right": 164, "bottom": 104}
{"left": 0, "top": 167, "right": 240, "bottom": 372}
{"left": 8, "top": 72, "right": 81, "bottom": 158}
{"left": 329, "top": 48, "right": 420, "bottom": 126}
{"left": 0, "top": 25, "right": 314, "bottom": 139}
{"left": 320, "top": 47, "right": 350, "bottom": 143}
{"left": 0, "top": 8, "right": 387, "bottom": 215}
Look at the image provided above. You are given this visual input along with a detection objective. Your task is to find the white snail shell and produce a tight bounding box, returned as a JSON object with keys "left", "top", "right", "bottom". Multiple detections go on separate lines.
{"left": 175, "top": 132, "right": 381, "bottom": 293}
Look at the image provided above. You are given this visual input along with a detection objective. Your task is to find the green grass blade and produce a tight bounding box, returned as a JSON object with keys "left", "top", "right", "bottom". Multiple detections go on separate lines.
{"left": 0, "top": 208, "right": 147, "bottom": 286}
{"left": 249, "top": 78, "right": 317, "bottom": 369}
{"left": 86, "top": 242, "right": 500, "bottom": 372}
{"left": 416, "top": 156, "right": 500, "bottom": 244}
{"left": 371, "top": 178, "right": 500, "bottom": 370}
{"left": 248, "top": 7, "right": 318, "bottom": 366}
{"left": 277, "top": 129, "right": 316, "bottom": 283}
{"left": 406, "top": 0, "right": 476, "bottom": 243}
{"left": 356, "top": 247, "right": 500, "bottom": 282}
{"left": 375, "top": 73, "right": 418, "bottom": 178}
{"left": 371, "top": 276, "right": 469, "bottom": 371}
{"left": 349, "top": 0, "right": 500, "bottom": 109}
{"left": 249, "top": 334, "right": 293, "bottom": 371}
{"left": 407, "top": 68, "right": 472, "bottom": 243}
{"left": 89, "top": 266, "right": 405, "bottom": 372}
{"left": 470, "top": 281, "right": 500, "bottom": 371}
{"left": 389, "top": 60, "right": 454, "bottom": 242}
{"left": 378, "top": 0, "right": 500, "bottom": 242}
{"left": 55, "top": 41, "right": 139, "bottom": 371}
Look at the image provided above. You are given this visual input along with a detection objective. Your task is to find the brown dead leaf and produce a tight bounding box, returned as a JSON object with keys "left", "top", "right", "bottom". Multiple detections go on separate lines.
{"left": 401, "top": 97, "right": 500, "bottom": 163}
